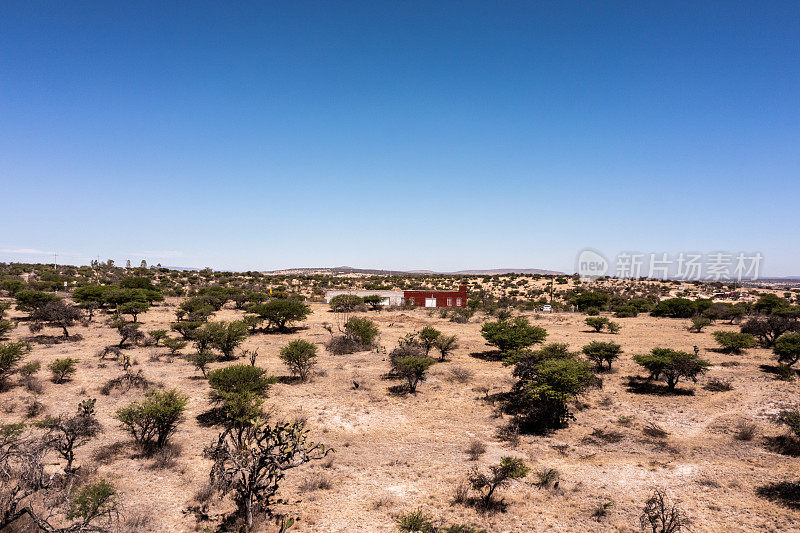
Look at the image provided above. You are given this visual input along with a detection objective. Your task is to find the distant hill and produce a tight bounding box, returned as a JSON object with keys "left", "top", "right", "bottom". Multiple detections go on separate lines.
{"left": 263, "top": 266, "right": 565, "bottom": 276}
{"left": 448, "top": 268, "right": 565, "bottom": 275}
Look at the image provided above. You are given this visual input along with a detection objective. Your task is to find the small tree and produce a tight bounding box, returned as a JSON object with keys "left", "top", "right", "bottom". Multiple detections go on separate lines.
{"left": 468, "top": 456, "right": 529, "bottom": 509}
{"left": 14, "top": 290, "right": 60, "bottom": 312}
{"left": 148, "top": 329, "right": 168, "bottom": 346}
{"left": 585, "top": 317, "right": 620, "bottom": 333}
{"left": 392, "top": 355, "right": 435, "bottom": 393}
{"left": 279, "top": 339, "right": 318, "bottom": 381}
{"left": 188, "top": 350, "right": 216, "bottom": 377}
{"left": 206, "top": 364, "right": 274, "bottom": 446}
{"left": 712, "top": 330, "right": 756, "bottom": 354}
{"left": 207, "top": 320, "right": 249, "bottom": 360}
{"left": 519, "top": 357, "right": 595, "bottom": 429}
{"left": 362, "top": 294, "right": 384, "bottom": 311}
{"left": 774, "top": 332, "right": 800, "bottom": 368}
{"left": 114, "top": 388, "right": 188, "bottom": 451}
{"left": 68, "top": 479, "right": 118, "bottom": 528}
{"left": 633, "top": 348, "right": 710, "bottom": 391}
{"left": 688, "top": 316, "right": 712, "bottom": 333}
{"left": 117, "top": 301, "right": 149, "bottom": 322}
{"left": 30, "top": 301, "right": 82, "bottom": 338}
{"left": 48, "top": 357, "right": 78, "bottom": 383}
{"left": 0, "top": 302, "right": 14, "bottom": 339}
{"left": 418, "top": 326, "right": 441, "bottom": 357}
{"left": 247, "top": 299, "right": 311, "bottom": 332}
{"left": 190, "top": 324, "right": 216, "bottom": 354}
{"left": 344, "top": 316, "right": 380, "bottom": 347}
{"left": 328, "top": 294, "right": 363, "bottom": 313}
{"left": 162, "top": 336, "right": 188, "bottom": 356}
{"left": 207, "top": 364, "right": 275, "bottom": 400}
{"left": 114, "top": 321, "right": 144, "bottom": 347}
{"left": 582, "top": 341, "right": 623, "bottom": 371}
{"left": 741, "top": 316, "right": 799, "bottom": 347}
{"left": 171, "top": 320, "right": 202, "bottom": 340}
{"left": 481, "top": 317, "right": 547, "bottom": 353}
{"left": 0, "top": 341, "right": 30, "bottom": 388}
{"left": 639, "top": 489, "right": 688, "bottom": 533}
{"left": 39, "top": 399, "right": 101, "bottom": 473}
{"left": 434, "top": 334, "right": 459, "bottom": 361}
{"left": 242, "top": 314, "right": 263, "bottom": 333}
{"left": 205, "top": 420, "right": 331, "bottom": 528}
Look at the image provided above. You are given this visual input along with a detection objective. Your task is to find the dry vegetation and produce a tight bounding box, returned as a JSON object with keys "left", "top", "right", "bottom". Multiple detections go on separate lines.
{"left": 1, "top": 262, "right": 799, "bottom": 532}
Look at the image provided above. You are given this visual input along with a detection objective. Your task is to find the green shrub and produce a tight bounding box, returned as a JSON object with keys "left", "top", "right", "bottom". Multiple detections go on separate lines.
{"left": 48, "top": 357, "right": 78, "bottom": 383}
{"left": 434, "top": 334, "right": 458, "bottom": 361}
{"left": 633, "top": 348, "right": 711, "bottom": 391}
{"left": 118, "top": 300, "right": 149, "bottom": 322}
{"left": 68, "top": 479, "right": 118, "bottom": 526}
{"left": 774, "top": 332, "right": 800, "bottom": 367}
{"left": 247, "top": 299, "right": 311, "bottom": 332}
{"left": 206, "top": 320, "right": 249, "bottom": 359}
{"left": 481, "top": 317, "right": 547, "bottom": 353}
{"left": 14, "top": 290, "right": 60, "bottom": 312}
{"left": 162, "top": 336, "right": 188, "bottom": 355}
{"left": 522, "top": 357, "right": 594, "bottom": 428}
{"left": 582, "top": 341, "right": 623, "bottom": 371}
{"left": 345, "top": 316, "right": 380, "bottom": 346}
{"left": 362, "top": 294, "right": 384, "bottom": 310}
{"left": 0, "top": 341, "right": 30, "bottom": 387}
{"left": 114, "top": 388, "right": 188, "bottom": 450}
{"left": 570, "top": 292, "right": 610, "bottom": 311}
{"left": 712, "top": 331, "right": 756, "bottom": 354}
{"left": 688, "top": 316, "right": 712, "bottom": 333}
{"left": 613, "top": 305, "right": 639, "bottom": 318}
{"left": 650, "top": 298, "right": 699, "bottom": 318}
{"left": 207, "top": 364, "right": 275, "bottom": 400}
{"left": 279, "top": 339, "right": 318, "bottom": 381}
{"left": 468, "top": 456, "right": 529, "bottom": 509}
{"left": 418, "top": 326, "right": 442, "bottom": 357}
{"left": 188, "top": 351, "right": 217, "bottom": 376}
{"left": 391, "top": 355, "right": 435, "bottom": 393}
{"left": 396, "top": 508, "right": 436, "bottom": 532}
{"left": 148, "top": 329, "right": 168, "bottom": 346}
{"left": 328, "top": 294, "right": 363, "bottom": 313}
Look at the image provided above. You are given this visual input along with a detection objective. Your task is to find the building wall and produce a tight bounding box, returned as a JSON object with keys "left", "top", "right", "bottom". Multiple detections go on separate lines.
{"left": 324, "top": 289, "right": 404, "bottom": 306}
{"left": 403, "top": 285, "right": 468, "bottom": 308}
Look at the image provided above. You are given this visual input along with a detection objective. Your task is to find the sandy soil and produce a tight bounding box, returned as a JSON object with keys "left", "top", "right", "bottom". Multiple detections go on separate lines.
{"left": 2, "top": 299, "right": 799, "bottom": 532}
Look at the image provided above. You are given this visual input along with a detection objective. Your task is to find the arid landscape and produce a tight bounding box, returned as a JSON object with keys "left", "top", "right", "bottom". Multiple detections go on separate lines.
{"left": 1, "top": 265, "right": 799, "bottom": 532}
{"left": 2, "top": 5, "right": 799, "bottom": 532}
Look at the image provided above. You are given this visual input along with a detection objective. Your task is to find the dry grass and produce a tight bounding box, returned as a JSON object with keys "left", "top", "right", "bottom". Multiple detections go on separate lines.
{"left": 1, "top": 296, "right": 799, "bottom": 531}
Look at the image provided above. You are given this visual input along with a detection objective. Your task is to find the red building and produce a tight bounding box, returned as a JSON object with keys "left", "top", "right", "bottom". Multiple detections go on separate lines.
{"left": 403, "top": 285, "right": 468, "bottom": 308}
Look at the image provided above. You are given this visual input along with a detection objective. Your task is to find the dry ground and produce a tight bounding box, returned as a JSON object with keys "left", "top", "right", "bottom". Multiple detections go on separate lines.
{"left": 2, "top": 300, "right": 799, "bottom": 532}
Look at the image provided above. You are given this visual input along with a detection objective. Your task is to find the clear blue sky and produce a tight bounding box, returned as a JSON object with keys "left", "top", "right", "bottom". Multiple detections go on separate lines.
{"left": 1, "top": 2, "right": 798, "bottom": 275}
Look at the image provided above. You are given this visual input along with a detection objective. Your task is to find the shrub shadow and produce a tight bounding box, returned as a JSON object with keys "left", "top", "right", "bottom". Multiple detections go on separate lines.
{"left": 470, "top": 350, "right": 504, "bottom": 362}
{"left": 764, "top": 435, "right": 800, "bottom": 457}
{"left": 625, "top": 377, "right": 695, "bottom": 396}
{"left": 757, "top": 481, "right": 800, "bottom": 509}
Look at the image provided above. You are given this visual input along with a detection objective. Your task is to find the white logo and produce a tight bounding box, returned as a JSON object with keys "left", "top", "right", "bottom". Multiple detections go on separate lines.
{"left": 576, "top": 249, "right": 608, "bottom": 280}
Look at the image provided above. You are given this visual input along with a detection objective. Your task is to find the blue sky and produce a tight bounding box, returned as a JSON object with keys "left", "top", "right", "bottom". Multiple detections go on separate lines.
{"left": 1, "top": 2, "right": 798, "bottom": 274}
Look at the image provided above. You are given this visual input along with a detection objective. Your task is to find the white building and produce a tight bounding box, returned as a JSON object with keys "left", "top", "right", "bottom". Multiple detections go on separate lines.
{"left": 324, "top": 289, "right": 404, "bottom": 306}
